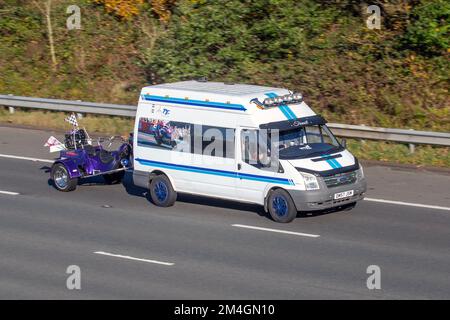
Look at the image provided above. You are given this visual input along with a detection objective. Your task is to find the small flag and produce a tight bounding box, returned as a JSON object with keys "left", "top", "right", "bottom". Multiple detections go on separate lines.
{"left": 44, "top": 136, "right": 66, "bottom": 153}
{"left": 65, "top": 113, "right": 78, "bottom": 127}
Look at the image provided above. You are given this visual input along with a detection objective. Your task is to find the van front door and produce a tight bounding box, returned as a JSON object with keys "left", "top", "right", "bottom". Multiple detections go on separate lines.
{"left": 235, "top": 127, "right": 283, "bottom": 205}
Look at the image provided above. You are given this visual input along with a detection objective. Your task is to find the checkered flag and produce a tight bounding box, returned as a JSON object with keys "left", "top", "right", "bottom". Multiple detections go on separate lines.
{"left": 65, "top": 113, "right": 78, "bottom": 127}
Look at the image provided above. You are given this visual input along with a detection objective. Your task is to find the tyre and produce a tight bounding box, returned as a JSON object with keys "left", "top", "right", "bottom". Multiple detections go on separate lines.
{"left": 104, "top": 171, "right": 125, "bottom": 184}
{"left": 51, "top": 163, "right": 78, "bottom": 192}
{"left": 149, "top": 175, "right": 177, "bottom": 207}
{"left": 267, "top": 189, "right": 297, "bottom": 223}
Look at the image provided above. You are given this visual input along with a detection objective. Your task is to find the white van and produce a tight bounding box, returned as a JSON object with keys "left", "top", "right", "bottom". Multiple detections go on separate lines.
{"left": 132, "top": 80, "right": 366, "bottom": 223}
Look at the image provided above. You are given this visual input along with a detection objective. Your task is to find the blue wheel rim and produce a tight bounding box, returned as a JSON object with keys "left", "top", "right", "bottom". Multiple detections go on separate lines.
{"left": 272, "top": 195, "right": 288, "bottom": 217}
{"left": 154, "top": 181, "right": 168, "bottom": 202}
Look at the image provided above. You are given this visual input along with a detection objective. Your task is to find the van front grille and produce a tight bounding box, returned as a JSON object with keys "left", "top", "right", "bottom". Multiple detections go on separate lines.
{"left": 323, "top": 171, "right": 357, "bottom": 188}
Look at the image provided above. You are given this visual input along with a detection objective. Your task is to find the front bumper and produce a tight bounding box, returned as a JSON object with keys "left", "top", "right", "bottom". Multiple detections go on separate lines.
{"left": 288, "top": 177, "right": 367, "bottom": 211}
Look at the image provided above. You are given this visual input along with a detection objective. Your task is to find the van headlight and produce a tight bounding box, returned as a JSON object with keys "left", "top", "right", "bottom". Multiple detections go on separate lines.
{"left": 300, "top": 172, "right": 320, "bottom": 190}
{"left": 356, "top": 165, "right": 364, "bottom": 179}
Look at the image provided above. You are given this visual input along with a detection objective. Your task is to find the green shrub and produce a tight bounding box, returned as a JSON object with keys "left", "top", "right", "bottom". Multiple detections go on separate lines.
{"left": 402, "top": 0, "right": 450, "bottom": 55}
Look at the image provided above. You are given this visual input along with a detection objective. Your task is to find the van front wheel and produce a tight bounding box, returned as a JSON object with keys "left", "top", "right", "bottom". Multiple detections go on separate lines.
{"left": 268, "top": 189, "right": 297, "bottom": 223}
{"left": 149, "top": 175, "right": 177, "bottom": 207}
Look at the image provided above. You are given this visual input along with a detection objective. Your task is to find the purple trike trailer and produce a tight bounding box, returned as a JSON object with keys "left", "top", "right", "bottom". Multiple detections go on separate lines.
{"left": 50, "top": 128, "right": 132, "bottom": 192}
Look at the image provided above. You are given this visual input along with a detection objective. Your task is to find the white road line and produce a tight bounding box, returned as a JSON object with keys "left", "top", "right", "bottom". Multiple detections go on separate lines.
{"left": 364, "top": 197, "right": 450, "bottom": 211}
{"left": 0, "top": 190, "right": 19, "bottom": 196}
{"left": 0, "top": 153, "right": 53, "bottom": 163}
{"left": 232, "top": 224, "right": 320, "bottom": 238}
{"left": 94, "top": 251, "right": 175, "bottom": 266}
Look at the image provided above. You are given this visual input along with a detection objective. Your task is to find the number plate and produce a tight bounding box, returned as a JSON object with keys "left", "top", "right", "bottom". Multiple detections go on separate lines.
{"left": 334, "top": 190, "right": 354, "bottom": 200}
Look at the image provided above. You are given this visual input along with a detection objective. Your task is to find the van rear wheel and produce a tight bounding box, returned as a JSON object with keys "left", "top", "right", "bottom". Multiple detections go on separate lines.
{"left": 268, "top": 189, "right": 297, "bottom": 223}
{"left": 149, "top": 175, "right": 177, "bottom": 207}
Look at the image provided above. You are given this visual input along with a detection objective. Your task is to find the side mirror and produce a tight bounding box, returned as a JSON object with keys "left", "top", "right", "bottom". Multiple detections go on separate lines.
{"left": 341, "top": 138, "right": 347, "bottom": 148}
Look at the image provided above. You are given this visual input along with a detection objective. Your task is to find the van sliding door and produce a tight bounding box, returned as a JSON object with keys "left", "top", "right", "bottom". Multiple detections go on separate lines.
{"left": 190, "top": 125, "right": 237, "bottom": 200}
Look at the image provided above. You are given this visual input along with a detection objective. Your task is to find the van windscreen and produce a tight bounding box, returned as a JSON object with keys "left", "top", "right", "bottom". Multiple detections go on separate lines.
{"left": 273, "top": 125, "right": 343, "bottom": 160}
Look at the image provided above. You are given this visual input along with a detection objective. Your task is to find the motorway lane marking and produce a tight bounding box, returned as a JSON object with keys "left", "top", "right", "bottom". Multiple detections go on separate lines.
{"left": 0, "top": 153, "right": 53, "bottom": 163}
{"left": 0, "top": 190, "right": 19, "bottom": 196}
{"left": 364, "top": 198, "right": 450, "bottom": 211}
{"left": 94, "top": 251, "right": 175, "bottom": 266}
{"left": 232, "top": 224, "right": 320, "bottom": 238}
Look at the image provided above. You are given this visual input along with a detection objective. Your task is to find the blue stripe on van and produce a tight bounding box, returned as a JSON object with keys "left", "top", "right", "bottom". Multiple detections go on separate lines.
{"left": 142, "top": 94, "right": 247, "bottom": 111}
{"left": 330, "top": 158, "right": 343, "bottom": 168}
{"left": 135, "top": 158, "right": 294, "bottom": 185}
{"left": 321, "top": 155, "right": 337, "bottom": 169}
{"left": 320, "top": 154, "right": 343, "bottom": 169}
{"left": 265, "top": 92, "right": 297, "bottom": 120}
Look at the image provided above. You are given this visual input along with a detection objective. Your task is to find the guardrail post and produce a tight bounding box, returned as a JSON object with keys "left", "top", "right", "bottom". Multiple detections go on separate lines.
{"left": 8, "top": 107, "right": 15, "bottom": 114}
{"left": 75, "top": 100, "right": 83, "bottom": 119}
{"left": 408, "top": 129, "right": 415, "bottom": 153}
{"left": 360, "top": 124, "right": 366, "bottom": 144}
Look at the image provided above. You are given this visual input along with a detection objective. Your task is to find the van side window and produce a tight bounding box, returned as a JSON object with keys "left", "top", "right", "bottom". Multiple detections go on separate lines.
{"left": 241, "top": 129, "right": 258, "bottom": 164}
{"left": 241, "top": 129, "right": 276, "bottom": 171}
{"left": 193, "top": 125, "right": 235, "bottom": 159}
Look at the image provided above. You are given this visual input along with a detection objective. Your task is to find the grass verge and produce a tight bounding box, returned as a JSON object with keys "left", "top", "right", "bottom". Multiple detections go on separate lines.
{"left": 0, "top": 108, "right": 134, "bottom": 136}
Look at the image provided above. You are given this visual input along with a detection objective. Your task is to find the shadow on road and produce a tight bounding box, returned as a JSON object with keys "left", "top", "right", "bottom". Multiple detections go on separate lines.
{"left": 119, "top": 172, "right": 355, "bottom": 220}
{"left": 120, "top": 172, "right": 268, "bottom": 218}
{"left": 45, "top": 169, "right": 355, "bottom": 221}
{"left": 177, "top": 193, "right": 268, "bottom": 218}
{"left": 296, "top": 203, "right": 356, "bottom": 218}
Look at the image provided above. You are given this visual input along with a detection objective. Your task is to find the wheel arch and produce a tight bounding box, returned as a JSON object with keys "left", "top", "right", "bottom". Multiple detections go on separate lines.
{"left": 264, "top": 186, "right": 282, "bottom": 212}
{"left": 264, "top": 186, "right": 297, "bottom": 212}
{"left": 51, "top": 161, "right": 79, "bottom": 191}
{"left": 52, "top": 160, "right": 82, "bottom": 179}
{"left": 149, "top": 169, "right": 177, "bottom": 191}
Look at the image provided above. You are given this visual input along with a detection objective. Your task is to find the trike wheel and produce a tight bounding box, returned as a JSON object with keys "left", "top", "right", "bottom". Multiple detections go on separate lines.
{"left": 51, "top": 163, "right": 77, "bottom": 192}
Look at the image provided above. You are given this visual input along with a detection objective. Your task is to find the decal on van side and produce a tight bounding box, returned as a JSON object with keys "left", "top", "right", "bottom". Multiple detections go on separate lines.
{"left": 137, "top": 117, "right": 236, "bottom": 159}
{"left": 137, "top": 117, "right": 191, "bottom": 151}
{"left": 141, "top": 94, "right": 247, "bottom": 111}
{"left": 135, "top": 158, "right": 295, "bottom": 186}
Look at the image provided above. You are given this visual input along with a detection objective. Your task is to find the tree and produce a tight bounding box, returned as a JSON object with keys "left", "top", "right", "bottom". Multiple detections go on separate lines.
{"left": 31, "top": 0, "right": 57, "bottom": 71}
{"left": 402, "top": 0, "right": 449, "bottom": 55}
{"left": 93, "top": 0, "right": 144, "bottom": 20}
{"left": 145, "top": 0, "right": 338, "bottom": 82}
{"left": 151, "top": 0, "right": 177, "bottom": 23}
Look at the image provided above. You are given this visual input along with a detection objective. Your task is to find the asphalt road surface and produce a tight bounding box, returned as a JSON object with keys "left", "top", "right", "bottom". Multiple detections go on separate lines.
{"left": 0, "top": 126, "right": 449, "bottom": 299}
